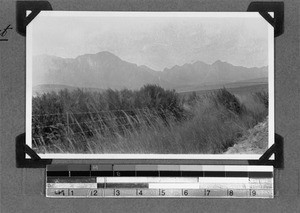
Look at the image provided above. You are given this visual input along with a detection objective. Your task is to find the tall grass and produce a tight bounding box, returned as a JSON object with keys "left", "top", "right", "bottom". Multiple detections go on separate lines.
{"left": 32, "top": 86, "right": 268, "bottom": 154}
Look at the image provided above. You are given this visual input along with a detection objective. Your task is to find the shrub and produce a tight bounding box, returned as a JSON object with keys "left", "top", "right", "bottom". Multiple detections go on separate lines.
{"left": 137, "top": 84, "right": 185, "bottom": 120}
{"left": 212, "top": 88, "right": 245, "bottom": 115}
{"left": 253, "top": 91, "right": 268, "bottom": 108}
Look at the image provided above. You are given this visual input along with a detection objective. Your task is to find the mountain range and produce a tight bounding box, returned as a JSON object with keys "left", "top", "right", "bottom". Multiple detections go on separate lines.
{"left": 32, "top": 51, "right": 268, "bottom": 94}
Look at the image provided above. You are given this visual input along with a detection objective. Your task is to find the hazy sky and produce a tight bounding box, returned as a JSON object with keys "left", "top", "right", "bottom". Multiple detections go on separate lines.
{"left": 30, "top": 12, "right": 270, "bottom": 71}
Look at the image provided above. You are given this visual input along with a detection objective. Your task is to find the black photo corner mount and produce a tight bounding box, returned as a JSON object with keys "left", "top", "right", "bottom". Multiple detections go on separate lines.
{"left": 250, "top": 133, "right": 284, "bottom": 169}
{"left": 16, "top": 1, "right": 52, "bottom": 36}
{"left": 16, "top": 133, "right": 52, "bottom": 168}
{"left": 247, "top": 1, "right": 284, "bottom": 37}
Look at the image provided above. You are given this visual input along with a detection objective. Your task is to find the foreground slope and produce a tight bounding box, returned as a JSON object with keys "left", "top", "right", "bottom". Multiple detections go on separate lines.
{"left": 225, "top": 118, "right": 268, "bottom": 154}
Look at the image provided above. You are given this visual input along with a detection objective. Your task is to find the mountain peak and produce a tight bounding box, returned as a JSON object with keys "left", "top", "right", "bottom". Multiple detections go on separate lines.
{"left": 164, "top": 60, "right": 208, "bottom": 72}
{"left": 95, "top": 51, "right": 117, "bottom": 57}
{"left": 192, "top": 60, "right": 209, "bottom": 66}
{"left": 76, "top": 51, "right": 121, "bottom": 60}
{"left": 213, "top": 60, "right": 227, "bottom": 65}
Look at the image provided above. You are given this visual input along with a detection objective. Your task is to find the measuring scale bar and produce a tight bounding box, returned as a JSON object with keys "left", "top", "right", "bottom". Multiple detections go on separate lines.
{"left": 46, "top": 165, "right": 274, "bottom": 198}
{"left": 46, "top": 188, "right": 273, "bottom": 198}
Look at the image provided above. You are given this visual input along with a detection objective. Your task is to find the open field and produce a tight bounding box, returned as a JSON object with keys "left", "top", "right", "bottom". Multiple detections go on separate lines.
{"left": 31, "top": 85, "right": 268, "bottom": 154}
{"left": 179, "top": 83, "right": 267, "bottom": 98}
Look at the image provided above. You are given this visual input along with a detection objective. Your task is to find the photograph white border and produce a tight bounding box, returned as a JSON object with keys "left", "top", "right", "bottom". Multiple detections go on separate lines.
{"left": 26, "top": 11, "right": 274, "bottom": 159}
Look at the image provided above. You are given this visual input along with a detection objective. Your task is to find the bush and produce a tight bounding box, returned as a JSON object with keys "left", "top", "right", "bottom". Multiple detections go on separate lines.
{"left": 212, "top": 88, "right": 245, "bottom": 115}
{"left": 253, "top": 91, "right": 268, "bottom": 108}
{"left": 137, "top": 84, "right": 185, "bottom": 120}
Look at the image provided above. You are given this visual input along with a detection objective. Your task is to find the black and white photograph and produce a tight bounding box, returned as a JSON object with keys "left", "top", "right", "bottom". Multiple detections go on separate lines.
{"left": 4, "top": 0, "right": 300, "bottom": 211}
{"left": 26, "top": 12, "right": 274, "bottom": 159}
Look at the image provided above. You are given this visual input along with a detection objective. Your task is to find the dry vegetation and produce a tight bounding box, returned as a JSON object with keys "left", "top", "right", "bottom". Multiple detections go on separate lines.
{"left": 32, "top": 85, "right": 268, "bottom": 154}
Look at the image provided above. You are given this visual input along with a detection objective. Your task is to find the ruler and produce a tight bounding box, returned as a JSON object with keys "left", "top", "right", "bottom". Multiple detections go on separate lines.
{"left": 46, "top": 164, "right": 274, "bottom": 198}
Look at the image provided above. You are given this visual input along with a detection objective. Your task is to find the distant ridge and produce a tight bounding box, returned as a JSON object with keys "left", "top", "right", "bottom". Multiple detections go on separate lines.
{"left": 32, "top": 84, "right": 105, "bottom": 96}
{"left": 33, "top": 51, "right": 268, "bottom": 93}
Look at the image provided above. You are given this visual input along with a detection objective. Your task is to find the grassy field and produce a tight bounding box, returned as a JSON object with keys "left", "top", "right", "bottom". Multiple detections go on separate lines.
{"left": 31, "top": 84, "right": 268, "bottom": 154}
{"left": 179, "top": 83, "right": 267, "bottom": 98}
